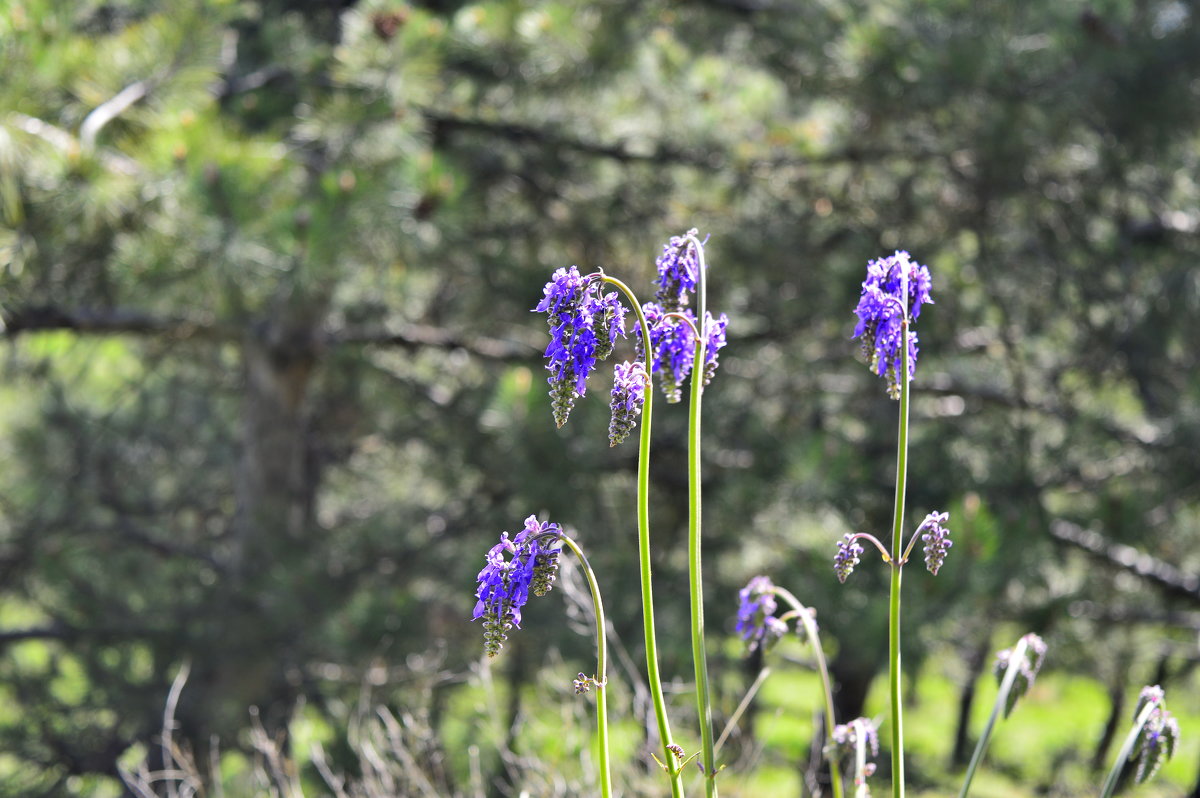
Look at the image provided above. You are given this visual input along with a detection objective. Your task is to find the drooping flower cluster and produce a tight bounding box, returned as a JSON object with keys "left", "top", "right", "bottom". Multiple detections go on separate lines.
{"left": 1131, "top": 685, "right": 1180, "bottom": 784}
{"left": 993, "top": 633, "right": 1047, "bottom": 717}
{"left": 535, "top": 267, "right": 627, "bottom": 427}
{"left": 609, "top": 360, "right": 647, "bottom": 446}
{"left": 473, "top": 515, "right": 563, "bottom": 657}
{"left": 735, "top": 576, "right": 789, "bottom": 655}
{"left": 535, "top": 231, "right": 728, "bottom": 439}
{"left": 919, "top": 510, "right": 952, "bottom": 575}
{"left": 852, "top": 250, "right": 934, "bottom": 398}
{"left": 639, "top": 306, "right": 729, "bottom": 403}
{"left": 573, "top": 672, "right": 593, "bottom": 694}
{"left": 654, "top": 228, "right": 701, "bottom": 312}
{"left": 834, "top": 533, "right": 864, "bottom": 584}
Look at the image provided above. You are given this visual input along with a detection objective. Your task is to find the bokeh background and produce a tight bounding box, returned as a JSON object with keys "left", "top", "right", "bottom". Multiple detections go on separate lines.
{"left": 2, "top": 0, "right": 1200, "bottom": 795}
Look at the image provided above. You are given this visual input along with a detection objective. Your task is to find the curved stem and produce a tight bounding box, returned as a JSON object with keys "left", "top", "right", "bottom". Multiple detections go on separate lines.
{"left": 849, "top": 532, "right": 894, "bottom": 564}
{"left": 1099, "top": 697, "right": 1160, "bottom": 798}
{"left": 601, "top": 275, "right": 685, "bottom": 797}
{"left": 557, "top": 534, "right": 611, "bottom": 798}
{"left": 663, "top": 310, "right": 702, "bottom": 340}
{"left": 685, "top": 235, "right": 718, "bottom": 797}
{"left": 956, "top": 637, "right": 1029, "bottom": 798}
{"left": 772, "top": 587, "right": 845, "bottom": 798}
{"left": 888, "top": 310, "right": 913, "bottom": 798}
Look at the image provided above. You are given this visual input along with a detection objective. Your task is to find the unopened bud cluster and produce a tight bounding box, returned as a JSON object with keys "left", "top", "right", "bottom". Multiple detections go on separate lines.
{"left": 834, "top": 534, "right": 864, "bottom": 584}
{"left": 993, "top": 633, "right": 1047, "bottom": 717}
{"left": 1132, "top": 685, "right": 1180, "bottom": 784}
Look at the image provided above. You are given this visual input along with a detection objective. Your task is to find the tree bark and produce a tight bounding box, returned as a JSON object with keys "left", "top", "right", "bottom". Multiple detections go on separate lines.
{"left": 951, "top": 633, "right": 994, "bottom": 767}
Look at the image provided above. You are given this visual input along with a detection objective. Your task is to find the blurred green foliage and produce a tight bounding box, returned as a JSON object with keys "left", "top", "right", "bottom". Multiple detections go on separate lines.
{"left": 2, "top": 0, "right": 1200, "bottom": 794}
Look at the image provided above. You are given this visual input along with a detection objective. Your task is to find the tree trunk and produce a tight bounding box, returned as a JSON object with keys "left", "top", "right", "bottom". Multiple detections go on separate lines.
{"left": 183, "top": 301, "right": 324, "bottom": 742}
{"left": 1091, "top": 682, "right": 1126, "bottom": 773}
{"left": 951, "top": 633, "right": 993, "bottom": 767}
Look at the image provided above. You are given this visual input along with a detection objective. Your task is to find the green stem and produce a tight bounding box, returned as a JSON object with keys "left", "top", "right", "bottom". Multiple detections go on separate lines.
{"left": 957, "top": 637, "right": 1030, "bottom": 798}
{"left": 888, "top": 309, "right": 913, "bottom": 798}
{"left": 601, "top": 276, "right": 685, "bottom": 797}
{"left": 1099, "top": 698, "right": 1159, "bottom": 798}
{"left": 685, "top": 236, "right": 717, "bottom": 797}
{"left": 557, "top": 534, "right": 612, "bottom": 798}
{"left": 772, "top": 587, "right": 845, "bottom": 798}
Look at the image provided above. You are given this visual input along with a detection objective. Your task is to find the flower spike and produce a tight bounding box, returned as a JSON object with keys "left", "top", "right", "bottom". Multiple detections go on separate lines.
{"left": 834, "top": 533, "right": 865, "bottom": 583}
{"left": 535, "top": 267, "right": 626, "bottom": 426}
{"left": 472, "top": 515, "right": 562, "bottom": 656}
{"left": 609, "top": 360, "right": 647, "bottom": 446}
{"left": 852, "top": 251, "right": 934, "bottom": 398}
{"left": 735, "top": 576, "right": 788, "bottom": 655}
{"left": 920, "top": 511, "right": 952, "bottom": 575}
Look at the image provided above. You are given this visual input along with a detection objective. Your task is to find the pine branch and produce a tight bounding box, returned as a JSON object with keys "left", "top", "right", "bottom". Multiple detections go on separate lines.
{"left": 1, "top": 305, "right": 233, "bottom": 341}
{"left": 327, "top": 322, "right": 538, "bottom": 361}
{"left": 1050, "top": 519, "right": 1200, "bottom": 603}
{"left": 5, "top": 113, "right": 142, "bottom": 176}
{"left": 2, "top": 304, "right": 537, "bottom": 362}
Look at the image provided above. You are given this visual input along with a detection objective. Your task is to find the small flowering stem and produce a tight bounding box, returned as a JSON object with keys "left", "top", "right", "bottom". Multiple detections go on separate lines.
{"left": 600, "top": 275, "right": 686, "bottom": 797}
{"left": 887, "top": 295, "right": 913, "bottom": 798}
{"left": 556, "top": 533, "right": 613, "bottom": 798}
{"left": 956, "top": 636, "right": 1030, "bottom": 798}
{"left": 685, "top": 234, "right": 719, "bottom": 797}
{"left": 850, "top": 532, "right": 894, "bottom": 564}
{"left": 714, "top": 666, "right": 770, "bottom": 755}
{"left": 853, "top": 719, "right": 871, "bottom": 798}
{"left": 1099, "top": 695, "right": 1162, "bottom": 798}
{"left": 900, "top": 519, "right": 933, "bottom": 565}
{"left": 771, "top": 586, "right": 845, "bottom": 798}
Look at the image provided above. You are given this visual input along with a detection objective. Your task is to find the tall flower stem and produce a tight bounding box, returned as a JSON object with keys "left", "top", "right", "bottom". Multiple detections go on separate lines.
{"left": 772, "top": 587, "right": 845, "bottom": 798}
{"left": 956, "top": 636, "right": 1030, "bottom": 798}
{"left": 684, "top": 236, "right": 718, "bottom": 796}
{"left": 557, "top": 533, "right": 612, "bottom": 798}
{"left": 887, "top": 308, "right": 913, "bottom": 798}
{"left": 601, "top": 275, "right": 685, "bottom": 797}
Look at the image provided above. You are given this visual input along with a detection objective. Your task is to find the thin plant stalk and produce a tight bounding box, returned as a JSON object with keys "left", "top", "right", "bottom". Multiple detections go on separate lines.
{"left": 773, "top": 586, "right": 845, "bottom": 798}
{"left": 887, "top": 288, "right": 913, "bottom": 798}
{"left": 853, "top": 720, "right": 871, "bottom": 798}
{"left": 1099, "top": 698, "right": 1161, "bottom": 798}
{"left": 557, "top": 534, "right": 612, "bottom": 798}
{"left": 685, "top": 236, "right": 717, "bottom": 796}
{"left": 602, "top": 275, "right": 685, "bottom": 797}
{"left": 956, "top": 637, "right": 1030, "bottom": 798}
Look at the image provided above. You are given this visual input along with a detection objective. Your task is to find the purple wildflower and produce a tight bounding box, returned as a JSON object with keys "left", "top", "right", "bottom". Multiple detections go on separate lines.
{"left": 590, "top": 290, "right": 628, "bottom": 361}
{"left": 736, "top": 576, "right": 788, "bottom": 655}
{"left": 827, "top": 717, "right": 880, "bottom": 787}
{"left": 702, "top": 311, "right": 728, "bottom": 387}
{"left": 919, "top": 511, "right": 952, "bottom": 575}
{"left": 473, "top": 515, "right": 562, "bottom": 657}
{"left": 834, "top": 534, "right": 864, "bottom": 583}
{"left": 654, "top": 228, "right": 702, "bottom": 312}
{"left": 609, "top": 360, "right": 647, "bottom": 446}
{"left": 1132, "top": 686, "right": 1179, "bottom": 784}
{"left": 637, "top": 303, "right": 694, "bottom": 402}
{"left": 639, "top": 305, "right": 729, "bottom": 403}
{"left": 993, "top": 633, "right": 1048, "bottom": 717}
{"left": 535, "top": 267, "right": 626, "bottom": 427}
{"left": 852, "top": 251, "right": 934, "bottom": 399}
